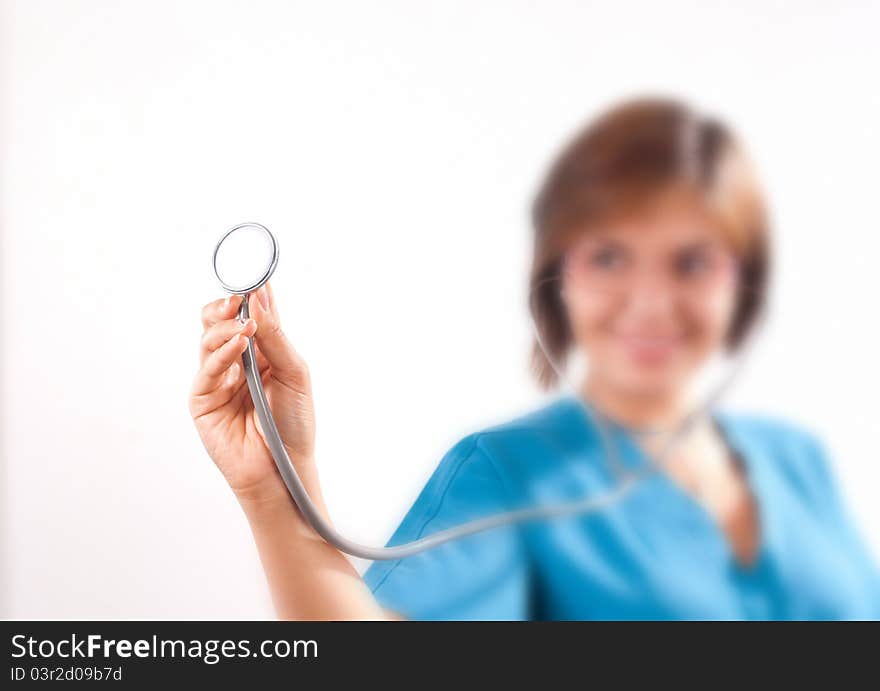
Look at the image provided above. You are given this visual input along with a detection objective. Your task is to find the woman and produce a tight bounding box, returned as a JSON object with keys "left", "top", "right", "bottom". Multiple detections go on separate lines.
{"left": 189, "top": 98, "right": 880, "bottom": 620}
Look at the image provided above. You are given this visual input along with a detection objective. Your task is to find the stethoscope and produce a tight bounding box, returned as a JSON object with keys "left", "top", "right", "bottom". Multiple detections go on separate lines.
{"left": 212, "top": 222, "right": 749, "bottom": 560}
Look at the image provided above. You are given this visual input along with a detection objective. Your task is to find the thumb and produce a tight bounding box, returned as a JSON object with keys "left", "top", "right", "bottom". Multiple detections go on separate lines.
{"left": 248, "top": 284, "right": 310, "bottom": 390}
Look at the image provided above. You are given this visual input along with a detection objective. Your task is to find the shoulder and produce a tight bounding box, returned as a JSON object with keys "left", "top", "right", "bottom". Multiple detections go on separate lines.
{"left": 411, "top": 396, "right": 592, "bottom": 508}
{"left": 376, "top": 400, "right": 580, "bottom": 533}
{"left": 471, "top": 395, "right": 597, "bottom": 456}
{"left": 720, "top": 411, "right": 826, "bottom": 455}
{"left": 464, "top": 394, "right": 595, "bottom": 463}
{"left": 440, "top": 396, "right": 608, "bottom": 504}
{"left": 718, "top": 410, "right": 835, "bottom": 502}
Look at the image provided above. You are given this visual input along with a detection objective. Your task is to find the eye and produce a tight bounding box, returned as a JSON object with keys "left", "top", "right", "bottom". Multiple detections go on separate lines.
{"left": 589, "top": 245, "right": 626, "bottom": 270}
{"left": 674, "top": 248, "right": 712, "bottom": 277}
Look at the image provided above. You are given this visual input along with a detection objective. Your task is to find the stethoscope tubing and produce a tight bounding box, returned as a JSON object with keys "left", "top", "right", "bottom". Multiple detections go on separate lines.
{"left": 237, "top": 298, "right": 652, "bottom": 560}
{"left": 223, "top": 223, "right": 757, "bottom": 561}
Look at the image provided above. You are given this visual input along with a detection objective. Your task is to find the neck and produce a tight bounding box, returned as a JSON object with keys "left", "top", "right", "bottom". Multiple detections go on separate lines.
{"left": 581, "top": 374, "right": 690, "bottom": 432}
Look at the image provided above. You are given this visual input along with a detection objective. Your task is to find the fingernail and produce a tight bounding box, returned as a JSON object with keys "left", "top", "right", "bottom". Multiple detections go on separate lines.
{"left": 257, "top": 287, "right": 269, "bottom": 311}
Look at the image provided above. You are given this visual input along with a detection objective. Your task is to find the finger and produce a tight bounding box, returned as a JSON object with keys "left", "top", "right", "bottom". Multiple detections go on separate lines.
{"left": 200, "top": 318, "right": 257, "bottom": 363}
{"left": 265, "top": 280, "right": 280, "bottom": 319}
{"left": 191, "top": 332, "right": 250, "bottom": 396}
{"left": 201, "top": 294, "right": 244, "bottom": 329}
{"left": 225, "top": 345, "right": 269, "bottom": 403}
{"left": 229, "top": 342, "right": 270, "bottom": 385}
{"left": 251, "top": 340, "right": 271, "bottom": 371}
{"left": 220, "top": 360, "right": 245, "bottom": 397}
{"left": 248, "top": 284, "right": 310, "bottom": 388}
{"left": 190, "top": 358, "right": 248, "bottom": 420}
{"left": 253, "top": 352, "right": 271, "bottom": 379}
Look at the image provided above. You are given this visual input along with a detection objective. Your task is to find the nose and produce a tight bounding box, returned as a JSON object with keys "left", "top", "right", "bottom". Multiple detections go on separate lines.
{"left": 619, "top": 268, "right": 678, "bottom": 321}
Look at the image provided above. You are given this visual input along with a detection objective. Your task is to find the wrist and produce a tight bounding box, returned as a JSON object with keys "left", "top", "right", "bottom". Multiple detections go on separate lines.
{"left": 232, "top": 471, "right": 295, "bottom": 516}
{"left": 235, "top": 483, "right": 291, "bottom": 514}
{"left": 236, "top": 480, "right": 331, "bottom": 549}
{"left": 233, "top": 466, "right": 325, "bottom": 532}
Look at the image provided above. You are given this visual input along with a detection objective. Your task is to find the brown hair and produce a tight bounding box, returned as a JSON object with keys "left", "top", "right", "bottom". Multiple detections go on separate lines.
{"left": 529, "top": 97, "right": 770, "bottom": 389}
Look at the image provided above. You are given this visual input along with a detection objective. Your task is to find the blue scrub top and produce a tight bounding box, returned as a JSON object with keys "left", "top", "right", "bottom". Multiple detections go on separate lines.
{"left": 362, "top": 396, "right": 880, "bottom": 620}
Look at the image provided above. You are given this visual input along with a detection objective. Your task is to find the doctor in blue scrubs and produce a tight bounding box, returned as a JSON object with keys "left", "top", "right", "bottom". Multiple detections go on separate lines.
{"left": 190, "top": 97, "right": 880, "bottom": 620}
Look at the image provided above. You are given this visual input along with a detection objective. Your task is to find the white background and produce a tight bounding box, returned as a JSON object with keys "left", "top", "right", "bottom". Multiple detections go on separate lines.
{"left": 1, "top": 0, "right": 878, "bottom": 618}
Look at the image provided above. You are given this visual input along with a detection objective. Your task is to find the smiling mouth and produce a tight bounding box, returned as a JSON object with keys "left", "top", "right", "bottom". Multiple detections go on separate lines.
{"left": 614, "top": 332, "right": 684, "bottom": 364}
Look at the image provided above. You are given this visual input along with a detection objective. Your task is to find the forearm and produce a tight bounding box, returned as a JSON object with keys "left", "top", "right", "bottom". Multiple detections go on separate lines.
{"left": 236, "top": 477, "right": 389, "bottom": 621}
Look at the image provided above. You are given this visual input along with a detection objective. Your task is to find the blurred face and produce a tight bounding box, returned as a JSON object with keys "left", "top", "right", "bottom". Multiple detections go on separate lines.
{"left": 560, "top": 192, "right": 740, "bottom": 400}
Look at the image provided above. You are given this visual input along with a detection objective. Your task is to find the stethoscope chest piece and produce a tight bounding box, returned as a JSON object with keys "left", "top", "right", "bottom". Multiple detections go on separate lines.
{"left": 213, "top": 222, "right": 279, "bottom": 296}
